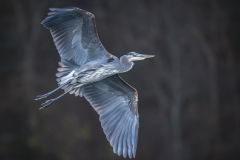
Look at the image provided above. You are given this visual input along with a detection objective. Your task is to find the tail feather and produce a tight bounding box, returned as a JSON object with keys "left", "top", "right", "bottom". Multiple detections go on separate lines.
{"left": 61, "top": 84, "right": 84, "bottom": 97}
{"left": 65, "top": 84, "right": 74, "bottom": 93}
{"left": 74, "top": 86, "right": 85, "bottom": 97}
{"left": 56, "top": 71, "right": 69, "bottom": 77}
{"left": 69, "top": 88, "right": 77, "bottom": 94}
{"left": 56, "top": 58, "right": 79, "bottom": 79}
{"left": 36, "top": 58, "right": 85, "bottom": 109}
{"left": 56, "top": 58, "right": 85, "bottom": 97}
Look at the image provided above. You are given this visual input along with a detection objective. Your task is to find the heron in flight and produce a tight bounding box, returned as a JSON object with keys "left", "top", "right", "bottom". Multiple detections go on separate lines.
{"left": 35, "top": 7, "right": 154, "bottom": 158}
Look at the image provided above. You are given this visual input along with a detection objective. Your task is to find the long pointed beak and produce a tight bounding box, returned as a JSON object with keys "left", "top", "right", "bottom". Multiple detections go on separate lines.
{"left": 130, "top": 53, "right": 155, "bottom": 61}
{"left": 138, "top": 54, "right": 155, "bottom": 59}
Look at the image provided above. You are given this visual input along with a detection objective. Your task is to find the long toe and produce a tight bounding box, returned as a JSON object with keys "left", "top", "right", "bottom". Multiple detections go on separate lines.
{"left": 39, "top": 99, "right": 55, "bottom": 110}
{"left": 34, "top": 94, "right": 48, "bottom": 100}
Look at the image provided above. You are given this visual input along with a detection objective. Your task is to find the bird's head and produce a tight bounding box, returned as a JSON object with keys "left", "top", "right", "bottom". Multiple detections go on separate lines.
{"left": 125, "top": 52, "right": 155, "bottom": 62}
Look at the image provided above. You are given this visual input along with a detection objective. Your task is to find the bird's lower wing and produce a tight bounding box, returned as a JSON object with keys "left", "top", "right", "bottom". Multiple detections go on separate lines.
{"left": 83, "top": 75, "right": 139, "bottom": 158}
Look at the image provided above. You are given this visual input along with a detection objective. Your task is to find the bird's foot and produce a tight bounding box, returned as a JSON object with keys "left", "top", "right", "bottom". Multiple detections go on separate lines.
{"left": 35, "top": 93, "right": 49, "bottom": 100}
{"left": 38, "top": 99, "right": 55, "bottom": 110}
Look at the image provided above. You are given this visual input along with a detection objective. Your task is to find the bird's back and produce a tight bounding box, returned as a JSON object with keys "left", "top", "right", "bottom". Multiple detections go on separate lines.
{"left": 77, "top": 59, "right": 120, "bottom": 83}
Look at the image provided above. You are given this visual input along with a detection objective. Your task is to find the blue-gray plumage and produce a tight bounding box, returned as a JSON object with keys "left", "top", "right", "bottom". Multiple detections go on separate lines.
{"left": 35, "top": 7, "right": 154, "bottom": 158}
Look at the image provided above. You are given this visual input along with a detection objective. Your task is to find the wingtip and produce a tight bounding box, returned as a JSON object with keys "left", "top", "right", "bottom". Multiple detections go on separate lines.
{"left": 133, "top": 152, "right": 136, "bottom": 158}
{"left": 49, "top": 8, "right": 62, "bottom": 11}
{"left": 128, "top": 151, "right": 133, "bottom": 159}
{"left": 49, "top": 7, "right": 76, "bottom": 12}
{"left": 49, "top": 8, "right": 56, "bottom": 11}
{"left": 113, "top": 148, "right": 117, "bottom": 154}
{"left": 117, "top": 152, "right": 122, "bottom": 156}
{"left": 40, "top": 18, "right": 49, "bottom": 28}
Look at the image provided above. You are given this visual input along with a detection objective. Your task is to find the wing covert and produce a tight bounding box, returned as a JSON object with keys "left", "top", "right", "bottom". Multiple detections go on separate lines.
{"left": 41, "top": 7, "right": 110, "bottom": 66}
{"left": 84, "top": 75, "right": 139, "bottom": 158}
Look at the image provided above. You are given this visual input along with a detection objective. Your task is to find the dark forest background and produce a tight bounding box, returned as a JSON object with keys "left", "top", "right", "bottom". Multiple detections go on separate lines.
{"left": 0, "top": 0, "right": 239, "bottom": 160}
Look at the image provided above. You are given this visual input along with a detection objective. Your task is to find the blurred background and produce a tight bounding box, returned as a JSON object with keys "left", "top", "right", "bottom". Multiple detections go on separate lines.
{"left": 0, "top": 0, "right": 239, "bottom": 160}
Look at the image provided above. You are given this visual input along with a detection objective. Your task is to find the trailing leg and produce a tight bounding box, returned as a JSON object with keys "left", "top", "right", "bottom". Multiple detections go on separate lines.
{"left": 35, "top": 80, "right": 71, "bottom": 100}
{"left": 38, "top": 91, "right": 69, "bottom": 110}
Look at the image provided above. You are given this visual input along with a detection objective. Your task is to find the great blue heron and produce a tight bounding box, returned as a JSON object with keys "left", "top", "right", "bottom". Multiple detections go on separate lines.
{"left": 35, "top": 7, "right": 154, "bottom": 158}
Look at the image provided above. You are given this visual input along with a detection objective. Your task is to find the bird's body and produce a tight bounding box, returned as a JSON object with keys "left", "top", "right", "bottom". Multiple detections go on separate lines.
{"left": 62, "top": 55, "right": 133, "bottom": 85}
{"left": 35, "top": 7, "right": 154, "bottom": 158}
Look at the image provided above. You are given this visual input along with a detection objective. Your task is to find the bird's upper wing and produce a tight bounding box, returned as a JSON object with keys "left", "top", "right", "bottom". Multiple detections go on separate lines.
{"left": 41, "top": 7, "right": 111, "bottom": 66}
{"left": 84, "top": 75, "right": 139, "bottom": 158}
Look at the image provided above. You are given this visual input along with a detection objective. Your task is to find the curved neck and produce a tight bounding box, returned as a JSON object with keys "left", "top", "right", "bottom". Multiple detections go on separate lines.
{"left": 119, "top": 55, "right": 134, "bottom": 72}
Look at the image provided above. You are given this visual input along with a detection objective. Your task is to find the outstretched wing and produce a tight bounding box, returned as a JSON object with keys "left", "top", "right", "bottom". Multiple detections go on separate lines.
{"left": 41, "top": 7, "right": 111, "bottom": 66}
{"left": 84, "top": 75, "right": 139, "bottom": 158}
